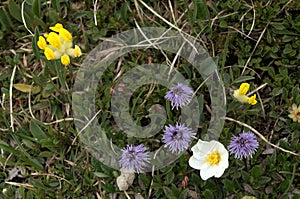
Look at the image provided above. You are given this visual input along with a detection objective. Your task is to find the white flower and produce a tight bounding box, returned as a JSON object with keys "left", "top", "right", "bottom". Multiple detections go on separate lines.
{"left": 188, "top": 139, "right": 229, "bottom": 180}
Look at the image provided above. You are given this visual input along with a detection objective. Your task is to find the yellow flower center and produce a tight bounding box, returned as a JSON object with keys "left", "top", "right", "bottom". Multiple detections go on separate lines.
{"left": 205, "top": 152, "right": 220, "bottom": 165}
{"left": 239, "top": 83, "right": 250, "bottom": 95}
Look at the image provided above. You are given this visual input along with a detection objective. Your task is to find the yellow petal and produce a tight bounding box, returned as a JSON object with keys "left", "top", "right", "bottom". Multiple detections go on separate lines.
{"left": 49, "top": 23, "right": 63, "bottom": 32}
{"left": 239, "top": 83, "right": 250, "bottom": 95}
{"left": 73, "top": 45, "right": 82, "bottom": 57}
{"left": 44, "top": 47, "right": 55, "bottom": 60}
{"left": 59, "top": 28, "right": 72, "bottom": 42}
{"left": 61, "top": 54, "right": 70, "bottom": 66}
{"left": 248, "top": 94, "right": 257, "bottom": 105}
{"left": 47, "top": 32, "right": 61, "bottom": 48}
{"left": 37, "top": 36, "right": 47, "bottom": 50}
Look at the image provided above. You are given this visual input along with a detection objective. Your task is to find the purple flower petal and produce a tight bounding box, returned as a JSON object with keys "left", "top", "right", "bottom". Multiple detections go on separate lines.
{"left": 228, "top": 131, "right": 259, "bottom": 159}
{"left": 165, "top": 83, "right": 193, "bottom": 110}
{"left": 163, "top": 123, "right": 195, "bottom": 153}
{"left": 119, "top": 144, "right": 150, "bottom": 173}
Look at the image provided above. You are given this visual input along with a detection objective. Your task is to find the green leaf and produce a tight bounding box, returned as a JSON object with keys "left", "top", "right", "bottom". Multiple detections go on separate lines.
{"left": 29, "top": 120, "right": 47, "bottom": 141}
{"left": 94, "top": 172, "right": 110, "bottom": 178}
{"left": 100, "top": 182, "right": 117, "bottom": 193}
{"left": 193, "top": 0, "right": 210, "bottom": 20}
{"left": 165, "top": 171, "right": 175, "bottom": 185}
{"left": 222, "top": 179, "right": 235, "bottom": 193}
{"left": 234, "top": 76, "right": 255, "bottom": 83}
{"left": 8, "top": 0, "right": 22, "bottom": 22}
{"left": 271, "top": 23, "right": 286, "bottom": 30}
{"left": 163, "top": 187, "right": 173, "bottom": 198}
{"left": 120, "top": 2, "right": 129, "bottom": 23}
{"left": 32, "top": 28, "right": 41, "bottom": 60}
{"left": 250, "top": 165, "right": 262, "bottom": 178}
{"left": 203, "top": 189, "right": 214, "bottom": 198}
{"left": 0, "top": 6, "right": 14, "bottom": 32}
{"left": 32, "top": 0, "right": 41, "bottom": 17}
{"left": 9, "top": 133, "right": 43, "bottom": 170}
{"left": 47, "top": 8, "right": 59, "bottom": 23}
{"left": 51, "top": 0, "right": 60, "bottom": 12}
{"left": 178, "top": 189, "right": 189, "bottom": 199}
{"left": 0, "top": 140, "right": 21, "bottom": 155}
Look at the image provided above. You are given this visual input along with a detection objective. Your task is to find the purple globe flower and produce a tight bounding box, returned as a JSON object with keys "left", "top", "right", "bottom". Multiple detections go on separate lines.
{"left": 119, "top": 144, "right": 150, "bottom": 173}
{"left": 228, "top": 131, "right": 259, "bottom": 159}
{"left": 165, "top": 83, "right": 193, "bottom": 110}
{"left": 163, "top": 123, "right": 195, "bottom": 154}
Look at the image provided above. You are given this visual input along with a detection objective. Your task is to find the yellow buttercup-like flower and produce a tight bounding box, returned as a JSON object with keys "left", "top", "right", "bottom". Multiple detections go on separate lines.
{"left": 233, "top": 83, "right": 257, "bottom": 105}
{"left": 288, "top": 104, "right": 300, "bottom": 123}
{"left": 37, "top": 23, "right": 82, "bottom": 66}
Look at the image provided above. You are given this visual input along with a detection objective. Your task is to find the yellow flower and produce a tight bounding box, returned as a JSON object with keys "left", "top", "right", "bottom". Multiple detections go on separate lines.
{"left": 44, "top": 47, "right": 55, "bottom": 60}
{"left": 248, "top": 94, "right": 257, "bottom": 105}
{"left": 233, "top": 83, "right": 257, "bottom": 105}
{"left": 73, "top": 45, "right": 82, "bottom": 57}
{"left": 189, "top": 140, "right": 229, "bottom": 180}
{"left": 47, "top": 32, "right": 61, "bottom": 49}
{"left": 288, "top": 104, "right": 300, "bottom": 123}
{"left": 59, "top": 28, "right": 72, "bottom": 42}
{"left": 239, "top": 83, "right": 250, "bottom": 95}
{"left": 37, "top": 23, "right": 82, "bottom": 66}
{"left": 61, "top": 54, "right": 70, "bottom": 66}
{"left": 50, "top": 23, "right": 63, "bottom": 32}
{"left": 37, "top": 36, "right": 47, "bottom": 50}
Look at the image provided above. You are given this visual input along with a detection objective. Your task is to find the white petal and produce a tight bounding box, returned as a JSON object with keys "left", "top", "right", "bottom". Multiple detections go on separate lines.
{"left": 213, "top": 166, "right": 226, "bottom": 178}
{"left": 191, "top": 140, "right": 213, "bottom": 159}
{"left": 199, "top": 166, "right": 215, "bottom": 180}
{"left": 188, "top": 156, "right": 202, "bottom": 170}
{"left": 219, "top": 155, "right": 229, "bottom": 169}
{"left": 199, "top": 161, "right": 211, "bottom": 170}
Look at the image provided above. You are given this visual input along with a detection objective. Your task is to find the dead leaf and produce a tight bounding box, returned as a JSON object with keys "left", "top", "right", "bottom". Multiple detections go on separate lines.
{"left": 13, "top": 84, "right": 40, "bottom": 94}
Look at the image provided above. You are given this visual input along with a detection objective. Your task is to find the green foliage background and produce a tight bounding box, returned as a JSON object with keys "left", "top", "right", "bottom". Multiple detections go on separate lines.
{"left": 0, "top": 0, "right": 299, "bottom": 198}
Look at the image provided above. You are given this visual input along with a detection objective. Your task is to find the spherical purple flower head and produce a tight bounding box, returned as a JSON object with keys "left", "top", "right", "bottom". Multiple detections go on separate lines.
{"left": 165, "top": 83, "right": 194, "bottom": 110}
{"left": 163, "top": 123, "right": 195, "bottom": 154}
{"left": 228, "top": 131, "right": 259, "bottom": 159}
{"left": 119, "top": 144, "right": 150, "bottom": 173}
